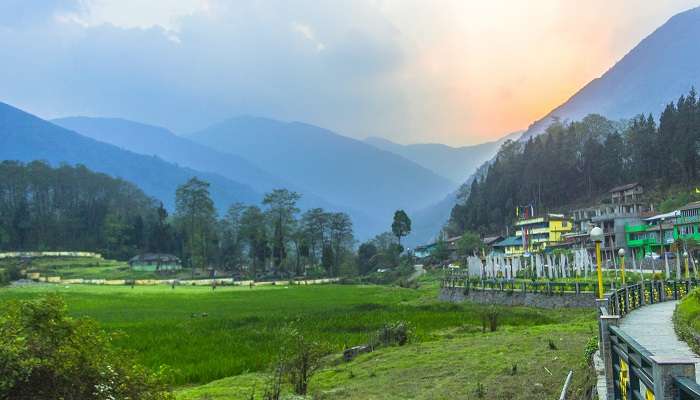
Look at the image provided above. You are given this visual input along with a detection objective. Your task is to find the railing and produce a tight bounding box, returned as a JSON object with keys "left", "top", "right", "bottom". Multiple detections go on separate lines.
{"left": 441, "top": 273, "right": 598, "bottom": 295}
{"left": 599, "top": 279, "right": 700, "bottom": 400}
{"left": 607, "top": 280, "right": 695, "bottom": 317}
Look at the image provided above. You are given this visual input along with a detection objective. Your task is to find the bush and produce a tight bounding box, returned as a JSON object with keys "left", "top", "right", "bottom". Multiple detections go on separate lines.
{"left": 0, "top": 295, "right": 172, "bottom": 400}
{"left": 583, "top": 336, "right": 599, "bottom": 365}
{"left": 480, "top": 307, "right": 500, "bottom": 332}
{"left": 374, "top": 321, "right": 411, "bottom": 347}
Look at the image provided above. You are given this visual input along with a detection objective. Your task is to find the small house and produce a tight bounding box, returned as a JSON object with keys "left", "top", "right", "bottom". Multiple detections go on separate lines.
{"left": 128, "top": 253, "right": 182, "bottom": 272}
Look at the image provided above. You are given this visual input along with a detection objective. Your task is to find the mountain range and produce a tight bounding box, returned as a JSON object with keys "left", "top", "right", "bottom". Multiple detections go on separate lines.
{"left": 187, "top": 116, "right": 456, "bottom": 225}
{"left": 364, "top": 131, "right": 521, "bottom": 184}
{"left": 0, "top": 102, "right": 261, "bottom": 211}
{"left": 521, "top": 6, "right": 700, "bottom": 140}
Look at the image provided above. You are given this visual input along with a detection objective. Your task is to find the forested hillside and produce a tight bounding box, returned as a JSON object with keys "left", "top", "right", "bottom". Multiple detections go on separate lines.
{"left": 0, "top": 161, "right": 170, "bottom": 258}
{"left": 449, "top": 89, "right": 700, "bottom": 235}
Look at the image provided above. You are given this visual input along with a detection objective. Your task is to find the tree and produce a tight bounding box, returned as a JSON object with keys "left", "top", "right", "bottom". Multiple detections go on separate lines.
{"left": 219, "top": 202, "right": 246, "bottom": 272}
{"left": 328, "top": 212, "right": 354, "bottom": 276}
{"left": 357, "top": 241, "right": 379, "bottom": 275}
{"left": 300, "top": 208, "right": 328, "bottom": 265}
{"left": 263, "top": 189, "right": 301, "bottom": 270}
{"left": 391, "top": 210, "right": 411, "bottom": 247}
{"left": 240, "top": 206, "right": 268, "bottom": 278}
{"left": 0, "top": 295, "right": 172, "bottom": 399}
{"left": 456, "top": 231, "right": 481, "bottom": 258}
{"left": 174, "top": 177, "right": 217, "bottom": 271}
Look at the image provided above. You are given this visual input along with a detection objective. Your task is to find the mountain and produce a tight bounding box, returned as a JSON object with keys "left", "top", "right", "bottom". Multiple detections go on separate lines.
{"left": 50, "top": 116, "right": 389, "bottom": 239}
{"left": 522, "top": 6, "right": 700, "bottom": 140}
{"left": 52, "top": 117, "right": 286, "bottom": 195}
{"left": 0, "top": 101, "right": 261, "bottom": 211}
{"left": 364, "top": 131, "right": 521, "bottom": 184}
{"left": 187, "top": 116, "right": 457, "bottom": 228}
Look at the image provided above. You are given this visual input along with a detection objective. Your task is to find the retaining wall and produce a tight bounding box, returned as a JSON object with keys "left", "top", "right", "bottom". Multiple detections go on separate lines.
{"left": 439, "top": 286, "right": 597, "bottom": 309}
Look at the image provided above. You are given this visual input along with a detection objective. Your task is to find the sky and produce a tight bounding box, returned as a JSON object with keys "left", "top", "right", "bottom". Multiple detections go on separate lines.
{"left": 1, "top": 0, "right": 699, "bottom": 146}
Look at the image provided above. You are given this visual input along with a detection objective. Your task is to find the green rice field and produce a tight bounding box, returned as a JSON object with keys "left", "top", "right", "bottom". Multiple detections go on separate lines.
{"left": 0, "top": 281, "right": 596, "bottom": 389}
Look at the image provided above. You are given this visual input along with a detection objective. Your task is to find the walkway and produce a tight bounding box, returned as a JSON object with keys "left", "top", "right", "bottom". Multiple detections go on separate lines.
{"left": 619, "top": 300, "right": 700, "bottom": 381}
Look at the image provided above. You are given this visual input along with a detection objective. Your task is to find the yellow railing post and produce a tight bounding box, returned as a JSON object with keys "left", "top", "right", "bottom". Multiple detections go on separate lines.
{"left": 596, "top": 241, "right": 604, "bottom": 299}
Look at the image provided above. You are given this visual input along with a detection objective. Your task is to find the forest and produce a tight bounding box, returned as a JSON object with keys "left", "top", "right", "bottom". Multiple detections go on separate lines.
{"left": 449, "top": 88, "right": 700, "bottom": 235}
{"left": 0, "top": 161, "right": 364, "bottom": 278}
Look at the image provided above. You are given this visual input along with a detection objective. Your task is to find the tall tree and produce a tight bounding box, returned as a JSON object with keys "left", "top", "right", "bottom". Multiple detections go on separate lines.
{"left": 263, "top": 189, "right": 301, "bottom": 270}
{"left": 174, "top": 177, "right": 217, "bottom": 271}
{"left": 391, "top": 210, "right": 411, "bottom": 247}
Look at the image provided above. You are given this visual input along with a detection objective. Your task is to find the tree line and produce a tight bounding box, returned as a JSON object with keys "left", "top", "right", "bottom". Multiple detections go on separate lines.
{"left": 0, "top": 161, "right": 358, "bottom": 278}
{"left": 449, "top": 88, "right": 700, "bottom": 235}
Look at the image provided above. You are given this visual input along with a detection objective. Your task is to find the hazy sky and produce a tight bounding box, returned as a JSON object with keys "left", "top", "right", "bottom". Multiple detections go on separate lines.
{"left": 1, "top": 1, "right": 699, "bottom": 145}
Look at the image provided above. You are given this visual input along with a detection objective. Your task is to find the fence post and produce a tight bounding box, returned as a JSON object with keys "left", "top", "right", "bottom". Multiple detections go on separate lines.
{"left": 660, "top": 281, "right": 666, "bottom": 301}
{"left": 650, "top": 356, "right": 696, "bottom": 400}
{"left": 597, "top": 298, "right": 619, "bottom": 400}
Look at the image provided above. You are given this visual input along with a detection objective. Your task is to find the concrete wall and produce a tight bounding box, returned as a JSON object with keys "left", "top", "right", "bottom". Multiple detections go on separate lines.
{"left": 439, "top": 287, "right": 597, "bottom": 309}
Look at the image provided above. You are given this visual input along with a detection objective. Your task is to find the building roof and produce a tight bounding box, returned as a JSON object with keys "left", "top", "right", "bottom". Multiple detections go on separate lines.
{"left": 644, "top": 210, "right": 680, "bottom": 222}
{"left": 609, "top": 182, "right": 641, "bottom": 193}
{"left": 129, "top": 253, "right": 181, "bottom": 264}
{"left": 492, "top": 236, "right": 522, "bottom": 247}
{"left": 482, "top": 235, "right": 503, "bottom": 245}
{"left": 680, "top": 201, "right": 700, "bottom": 211}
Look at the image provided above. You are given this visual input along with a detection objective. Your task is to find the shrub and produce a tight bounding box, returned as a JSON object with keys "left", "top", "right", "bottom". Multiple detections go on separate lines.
{"left": 0, "top": 295, "right": 172, "bottom": 400}
{"left": 280, "top": 329, "right": 328, "bottom": 396}
{"left": 375, "top": 321, "right": 411, "bottom": 347}
{"left": 583, "top": 336, "right": 599, "bottom": 365}
{"left": 481, "top": 307, "right": 500, "bottom": 332}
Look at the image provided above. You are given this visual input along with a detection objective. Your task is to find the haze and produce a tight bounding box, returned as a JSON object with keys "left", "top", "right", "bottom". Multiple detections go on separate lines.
{"left": 1, "top": 0, "right": 699, "bottom": 145}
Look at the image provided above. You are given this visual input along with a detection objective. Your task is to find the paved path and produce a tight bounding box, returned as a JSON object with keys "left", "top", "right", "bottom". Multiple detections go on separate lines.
{"left": 619, "top": 300, "right": 700, "bottom": 381}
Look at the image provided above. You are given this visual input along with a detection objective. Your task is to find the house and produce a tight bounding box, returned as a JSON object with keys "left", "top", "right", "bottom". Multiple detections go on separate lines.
{"left": 625, "top": 210, "right": 678, "bottom": 258}
{"left": 610, "top": 182, "right": 644, "bottom": 206}
{"left": 675, "top": 201, "right": 700, "bottom": 242}
{"left": 514, "top": 213, "right": 573, "bottom": 253}
{"left": 482, "top": 235, "right": 504, "bottom": 248}
{"left": 128, "top": 253, "right": 182, "bottom": 272}
{"left": 491, "top": 236, "right": 523, "bottom": 256}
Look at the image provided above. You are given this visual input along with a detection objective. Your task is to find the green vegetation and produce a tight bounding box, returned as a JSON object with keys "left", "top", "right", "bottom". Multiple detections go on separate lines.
{"left": 0, "top": 162, "right": 357, "bottom": 280}
{"left": 0, "top": 295, "right": 171, "bottom": 400}
{"left": 449, "top": 88, "right": 700, "bottom": 235}
{"left": 674, "top": 288, "right": 700, "bottom": 354}
{"left": 177, "top": 319, "right": 596, "bottom": 399}
{"left": 0, "top": 283, "right": 596, "bottom": 393}
{"left": 0, "top": 256, "right": 203, "bottom": 281}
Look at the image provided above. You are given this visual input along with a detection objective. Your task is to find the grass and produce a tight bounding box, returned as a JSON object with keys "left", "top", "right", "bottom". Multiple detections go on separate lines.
{"left": 0, "top": 281, "right": 596, "bottom": 389}
{"left": 674, "top": 288, "right": 700, "bottom": 354}
{"left": 0, "top": 256, "right": 208, "bottom": 280}
{"left": 177, "top": 320, "right": 597, "bottom": 399}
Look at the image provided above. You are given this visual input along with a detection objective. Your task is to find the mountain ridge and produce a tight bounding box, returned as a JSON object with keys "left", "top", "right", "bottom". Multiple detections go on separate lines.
{"left": 187, "top": 116, "right": 458, "bottom": 231}
{"left": 521, "top": 5, "right": 700, "bottom": 140}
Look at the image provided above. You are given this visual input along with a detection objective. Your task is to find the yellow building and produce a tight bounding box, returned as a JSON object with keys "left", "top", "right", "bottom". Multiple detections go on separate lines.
{"left": 515, "top": 213, "right": 572, "bottom": 253}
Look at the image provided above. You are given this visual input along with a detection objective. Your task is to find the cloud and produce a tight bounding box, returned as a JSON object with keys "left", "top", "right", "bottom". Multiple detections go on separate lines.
{"left": 1, "top": 0, "right": 699, "bottom": 145}
{"left": 0, "top": 0, "right": 82, "bottom": 27}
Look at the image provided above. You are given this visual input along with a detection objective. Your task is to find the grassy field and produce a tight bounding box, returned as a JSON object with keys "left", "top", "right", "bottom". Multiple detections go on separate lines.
{"left": 0, "top": 256, "right": 207, "bottom": 280}
{"left": 674, "top": 288, "right": 700, "bottom": 354}
{"left": 178, "top": 321, "right": 597, "bottom": 399}
{"left": 0, "top": 280, "right": 597, "bottom": 398}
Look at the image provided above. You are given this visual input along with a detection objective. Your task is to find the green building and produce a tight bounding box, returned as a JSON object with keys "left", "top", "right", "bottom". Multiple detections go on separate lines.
{"left": 674, "top": 201, "right": 700, "bottom": 242}
{"left": 625, "top": 211, "right": 677, "bottom": 258}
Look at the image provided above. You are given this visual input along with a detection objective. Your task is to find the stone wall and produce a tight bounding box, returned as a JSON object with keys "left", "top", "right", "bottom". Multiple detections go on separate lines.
{"left": 439, "top": 287, "right": 597, "bottom": 309}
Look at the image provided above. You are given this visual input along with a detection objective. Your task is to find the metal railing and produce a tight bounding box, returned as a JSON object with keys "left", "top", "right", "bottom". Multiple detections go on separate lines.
{"left": 599, "top": 279, "right": 700, "bottom": 399}
{"left": 442, "top": 273, "right": 598, "bottom": 295}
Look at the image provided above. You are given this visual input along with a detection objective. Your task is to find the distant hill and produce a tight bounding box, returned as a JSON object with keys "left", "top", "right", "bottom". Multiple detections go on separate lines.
{"left": 52, "top": 117, "right": 286, "bottom": 195}
{"left": 187, "top": 116, "right": 457, "bottom": 229}
{"left": 364, "top": 131, "right": 521, "bottom": 184}
{"left": 50, "top": 116, "right": 395, "bottom": 239}
{"left": 0, "top": 101, "right": 261, "bottom": 211}
{"left": 522, "top": 6, "right": 700, "bottom": 140}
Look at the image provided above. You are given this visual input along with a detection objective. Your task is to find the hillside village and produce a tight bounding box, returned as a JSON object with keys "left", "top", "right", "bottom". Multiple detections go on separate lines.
{"left": 418, "top": 183, "right": 700, "bottom": 271}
